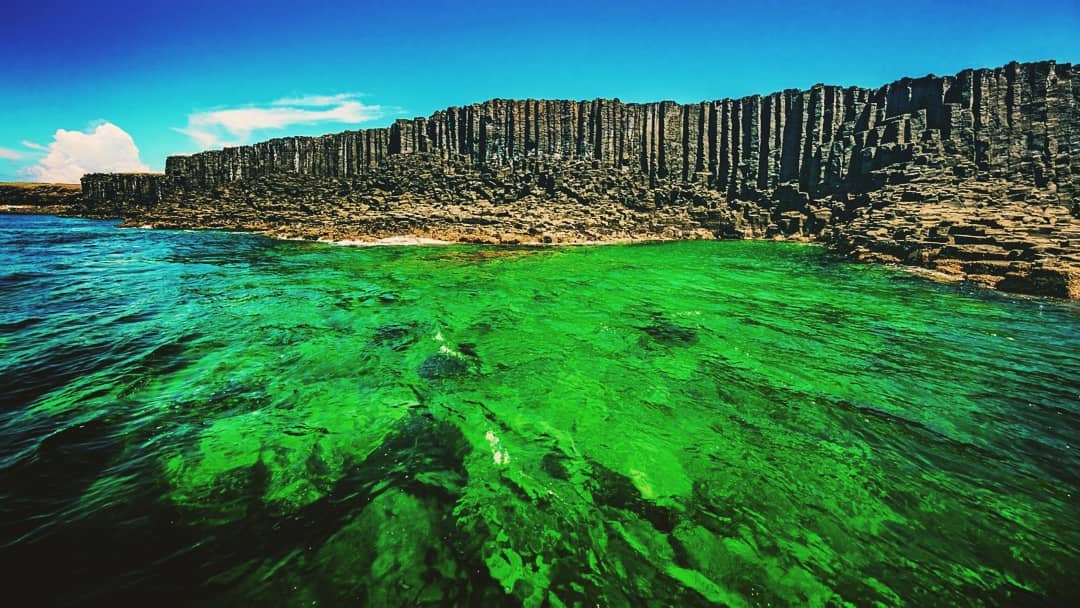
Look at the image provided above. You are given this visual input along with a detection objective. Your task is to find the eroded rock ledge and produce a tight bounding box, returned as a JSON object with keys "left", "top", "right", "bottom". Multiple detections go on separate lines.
{"left": 76, "top": 60, "right": 1079, "bottom": 298}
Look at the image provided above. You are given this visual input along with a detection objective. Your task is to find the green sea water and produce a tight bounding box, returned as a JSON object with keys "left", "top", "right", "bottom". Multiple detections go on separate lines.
{"left": 1, "top": 214, "right": 1077, "bottom": 607}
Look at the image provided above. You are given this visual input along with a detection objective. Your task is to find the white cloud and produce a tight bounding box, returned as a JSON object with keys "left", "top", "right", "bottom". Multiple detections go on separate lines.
{"left": 174, "top": 93, "right": 383, "bottom": 150}
{"left": 22, "top": 140, "right": 48, "bottom": 151}
{"left": 25, "top": 122, "right": 150, "bottom": 183}
{"left": 174, "top": 126, "right": 240, "bottom": 150}
{"left": 0, "top": 147, "right": 22, "bottom": 160}
{"left": 272, "top": 93, "right": 364, "bottom": 107}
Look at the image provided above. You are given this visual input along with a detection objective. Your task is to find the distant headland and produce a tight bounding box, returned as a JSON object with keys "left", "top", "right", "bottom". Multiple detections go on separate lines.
{"left": 0, "top": 183, "right": 81, "bottom": 215}
{"left": 4, "top": 60, "right": 1078, "bottom": 298}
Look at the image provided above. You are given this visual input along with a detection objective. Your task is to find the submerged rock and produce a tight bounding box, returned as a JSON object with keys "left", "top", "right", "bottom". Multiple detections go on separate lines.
{"left": 371, "top": 322, "right": 419, "bottom": 351}
{"left": 638, "top": 314, "right": 700, "bottom": 347}
{"left": 587, "top": 458, "right": 681, "bottom": 533}
{"left": 316, "top": 490, "right": 456, "bottom": 606}
{"left": 418, "top": 352, "right": 474, "bottom": 379}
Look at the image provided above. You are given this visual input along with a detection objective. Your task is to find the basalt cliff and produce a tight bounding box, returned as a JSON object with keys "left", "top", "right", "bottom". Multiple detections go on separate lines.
{"left": 75, "top": 60, "right": 1079, "bottom": 297}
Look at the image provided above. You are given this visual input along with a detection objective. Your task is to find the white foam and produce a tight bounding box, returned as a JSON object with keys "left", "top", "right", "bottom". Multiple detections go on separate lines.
{"left": 328, "top": 236, "right": 453, "bottom": 247}
{"left": 485, "top": 430, "right": 510, "bottom": 466}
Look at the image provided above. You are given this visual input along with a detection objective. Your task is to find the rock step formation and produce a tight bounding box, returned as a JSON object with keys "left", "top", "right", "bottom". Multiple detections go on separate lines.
{"left": 78, "top": 60, "right": 1079, "bottom": 298}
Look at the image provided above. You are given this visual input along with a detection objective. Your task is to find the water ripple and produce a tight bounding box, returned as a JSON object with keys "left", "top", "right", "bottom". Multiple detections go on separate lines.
{"left": 0, "top": 215, "right": 1077, "bottom": 606}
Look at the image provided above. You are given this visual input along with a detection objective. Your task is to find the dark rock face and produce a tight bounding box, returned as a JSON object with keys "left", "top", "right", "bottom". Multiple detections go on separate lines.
{"left": 77, "top": 174, "right": 169, "bottom": 217}
{"left": 78, "top": 60, "right": 1079, "bottom": 298}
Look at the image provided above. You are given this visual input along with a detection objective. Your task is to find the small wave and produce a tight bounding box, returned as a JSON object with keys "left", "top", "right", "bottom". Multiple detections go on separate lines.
{"left": 0, "top": 271, "right": 50, "bottom": 288}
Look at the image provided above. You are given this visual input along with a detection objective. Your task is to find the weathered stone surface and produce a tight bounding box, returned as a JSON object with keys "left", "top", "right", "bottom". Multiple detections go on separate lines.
{"left": 76, "top": 60, "right": 1079, "bottom": 298}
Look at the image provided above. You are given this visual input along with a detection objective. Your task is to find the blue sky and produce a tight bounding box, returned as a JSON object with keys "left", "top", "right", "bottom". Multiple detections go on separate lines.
{"left": 1, "top": 0, "right": 1077, "bottom": 182}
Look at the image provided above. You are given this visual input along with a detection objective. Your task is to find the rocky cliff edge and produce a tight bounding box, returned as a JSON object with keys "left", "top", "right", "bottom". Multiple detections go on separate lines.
{"left": 76, "top": 60, "right": 1079, "bottom": 298}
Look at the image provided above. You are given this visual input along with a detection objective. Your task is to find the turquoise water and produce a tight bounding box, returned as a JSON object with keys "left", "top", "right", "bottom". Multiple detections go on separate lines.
{"left": 1, "top": 214, "right": 1077, "bottom": 606}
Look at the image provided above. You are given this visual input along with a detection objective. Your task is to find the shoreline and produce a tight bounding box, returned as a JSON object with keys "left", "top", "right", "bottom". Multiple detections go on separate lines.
{"left": 3, "top": 208, "right": 1075, "bottom": 300}
{"left": 0, "top": 204, "right": 76, "bottom": 215}
{"left": 8, "top": 208, "right": 1063, "bottom": 301}
{"left": 302, "top": 232, "right": 1066, "bottom": 301}
{"left": 285, "top": 232, "right": 1080, "bottom": 302}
